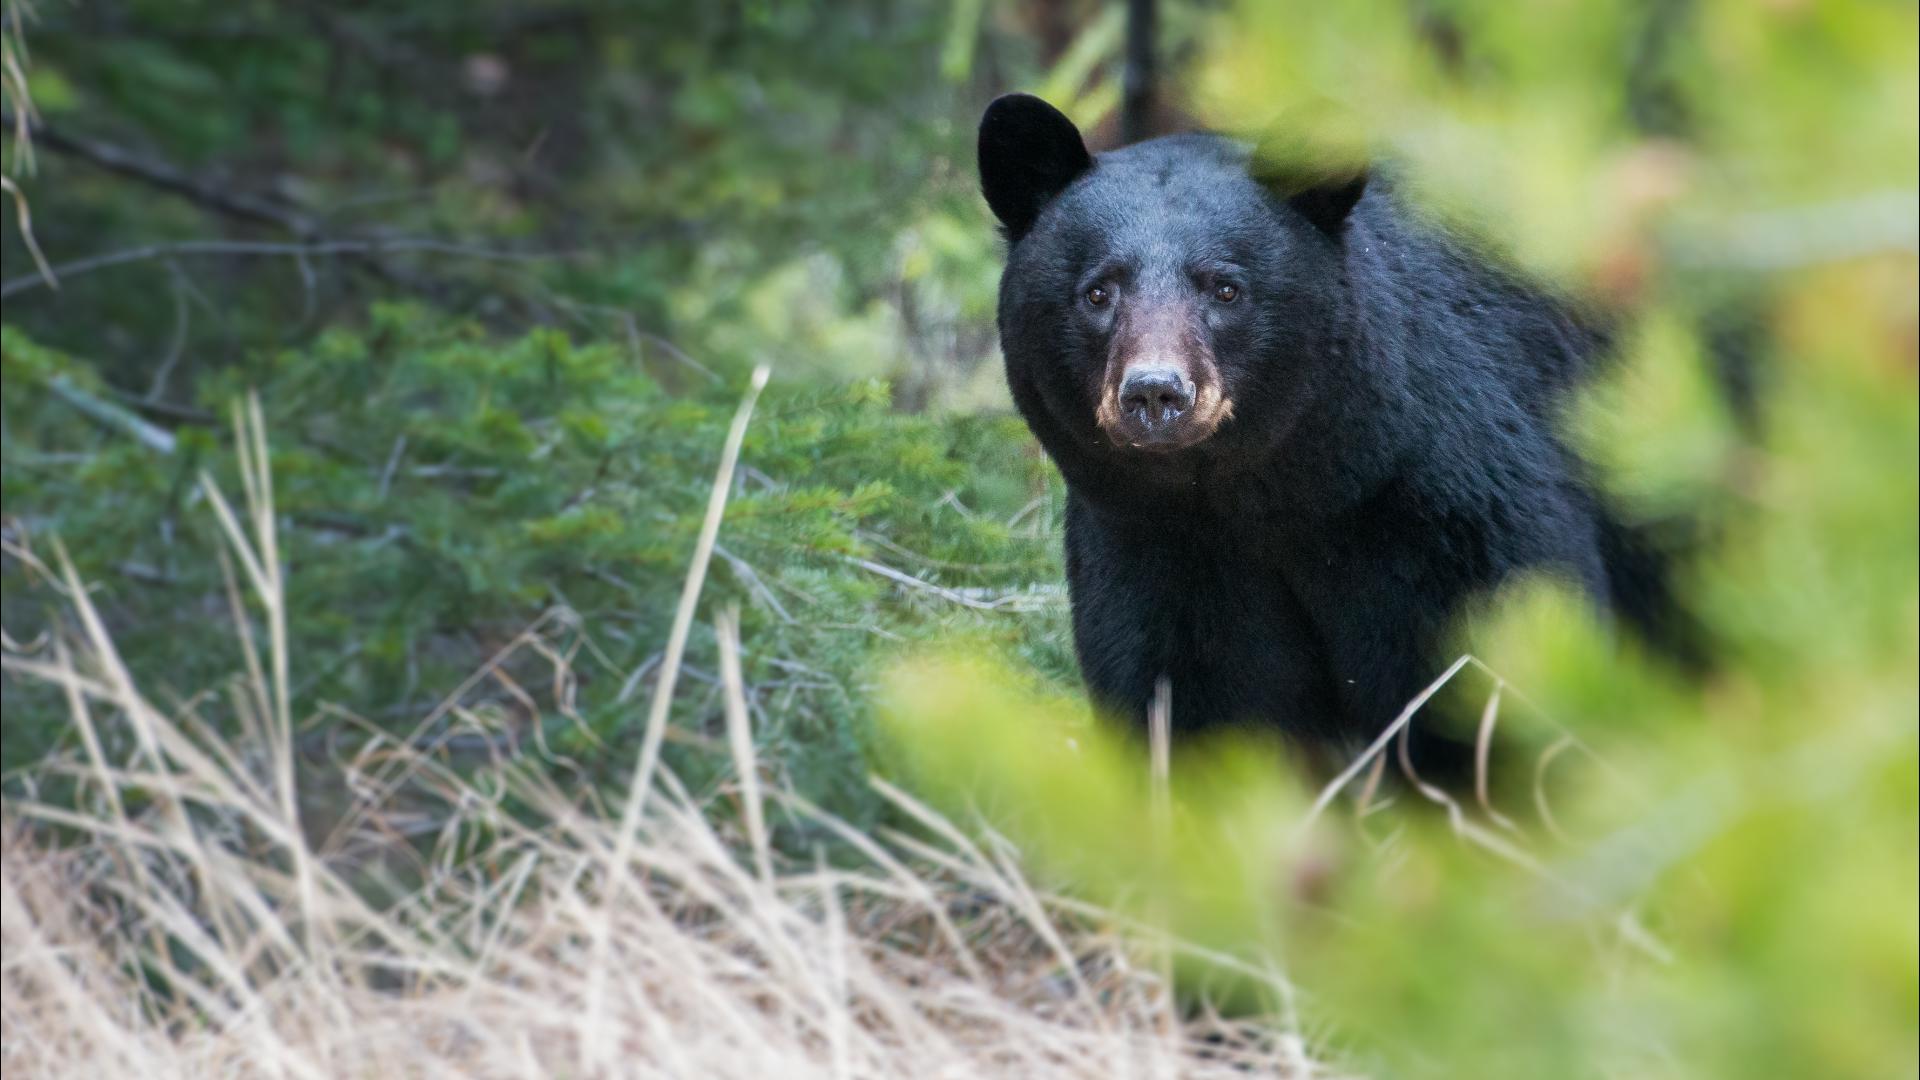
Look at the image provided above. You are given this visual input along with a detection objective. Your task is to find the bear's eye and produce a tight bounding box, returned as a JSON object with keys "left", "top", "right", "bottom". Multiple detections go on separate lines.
{"left": 1084, "top": 285, "right": 1111, "bottom": 307}
{"left": 1212, "top": 283, "right": 1240, "bottom": 304}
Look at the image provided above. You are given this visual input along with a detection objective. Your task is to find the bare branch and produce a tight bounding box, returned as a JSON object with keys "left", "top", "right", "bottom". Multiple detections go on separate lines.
{"left": 848, "top": 555, "right": 1061, "bottom": 612}
{"left": 0, "top": 172, "right": 53, "bottom": 287}
{"left": 0, "top": 110, "right": 585, "bottom": 304}
{"left": 44, "top": 376, "right": 178, "bottom": 454}
{"left": 1, "top": 109, "right": 318, "bottom": 236}
{"left": 1, "top": 238, "right": 579, "bottom": 299}
{"left": 146, "top": 260, "right": 191, "bottom": 401}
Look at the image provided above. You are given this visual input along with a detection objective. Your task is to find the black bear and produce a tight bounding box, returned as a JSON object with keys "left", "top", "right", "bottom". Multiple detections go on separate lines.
{"left": 979, "top": 93, "right": 1676, "bottom": 763}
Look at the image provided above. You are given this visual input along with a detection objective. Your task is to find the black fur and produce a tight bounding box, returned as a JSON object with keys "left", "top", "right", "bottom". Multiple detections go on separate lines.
{"left": 978, "top": 95, "right": 1094, "bottom": 242}
{"left": 979, "top": 95, "right": 1674, "bottom": 757}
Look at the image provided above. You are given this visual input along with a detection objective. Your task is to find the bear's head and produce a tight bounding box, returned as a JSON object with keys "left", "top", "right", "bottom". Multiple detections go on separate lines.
{"left": 980, "top": 94, "right": 1367, "bottom": 468}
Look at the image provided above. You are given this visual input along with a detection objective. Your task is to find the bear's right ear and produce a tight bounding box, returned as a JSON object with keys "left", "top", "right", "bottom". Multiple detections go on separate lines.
{"left": 1249, "top": 102, "right": 1372, "bottom": 238}
{"left": 978, "top": 94, "right": 1092, "bottom": 242}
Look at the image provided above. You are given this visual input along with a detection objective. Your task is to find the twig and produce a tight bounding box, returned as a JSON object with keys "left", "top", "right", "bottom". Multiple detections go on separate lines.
{"left": 45, "top": 376, "right": 177, "bottom": 454}
{"left": 1474, "top": 679, "right": 1520, "bottom": 833}
{"left": 108, "top": 389, "right": 215, "bottom": 426}
{"left": 145, "top": 261, "right": 191, "bottom": 400}
{"left": 2, "top": 238, "right": 577, "bottom": 299}
{"left": 0, "top": 110, "right": 581, "bottom": 308}
{"left": 712, "top": 542, "right": 795, "bottom": 624}
{"left": 1300, "top": 654, "right": 1473, "bottom": 831}
{"left": 1, "top": 173, "right": 54, "bottom": 288}
{"left": 375, "top": 435, "right": 407, "bottom": 504}
{"left": 849, "top": 556, "right": 1057, "bottom": 612}
{"left": 1533, "top": 736, "right": 1579, "bottom": 845}
{"left": 1394, "top": 714, "right": 1544, "bottom": 871}
{"left": 1, "top": 110, "right": 319, "bottom": 235}
{"left": 628, "top": 322, "right": 723, "bottom": 385}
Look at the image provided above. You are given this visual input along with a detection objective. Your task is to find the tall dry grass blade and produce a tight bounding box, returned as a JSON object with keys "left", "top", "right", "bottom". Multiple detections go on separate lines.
{"left": 590, "top": 362, "right": 769, "bottom": 1071}
{"left": 197, "top": 481, "right": 269, "bottom": 628}
{"left": 244, "top": 392, "right": 291, "bottom": 763}
{"left": 215, "top": 545, "right": 274, "bottom": 772}
{"left": 46, "top": 637, "right": 175, "bottom": 1004}
{"left": 53, "top": 638, "right": 128, "bottom": 836}
{"left": 0, "top": 861, "right": 146, "bottom": 1076}
{"left": 1148, "top": 674, "right": 1175, "bottom": 1031}
{"left": 191, "top": 401, "right": 342, "bottom": 1006}
{"left": 46, "top": 540, "right": 202, "bottom": 860}
{"left": 717, "top": 606, "right": 772, "bottom": 885}
{"left": 978, "top": 824, "right": 1103, "bottom": 1016}
{"left": 1354, "top": 750, "right": 1389, "bottom": 820}
{"left": 817, "top": 853, "right": 853, "bottom": 1080}
{"left": 783, "top": 790, "right": 988, "bottom": 983}
{"left": 624, "top": 362, "right": 770, "bottom": 816}
{"left": 1149, "top": 674, "right": 1172, "bottom": 831}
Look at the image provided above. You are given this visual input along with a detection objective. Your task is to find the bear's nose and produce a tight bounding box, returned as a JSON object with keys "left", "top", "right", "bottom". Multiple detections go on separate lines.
{"left": 1118, "top": 367, "right": 1196, "bottom": 427}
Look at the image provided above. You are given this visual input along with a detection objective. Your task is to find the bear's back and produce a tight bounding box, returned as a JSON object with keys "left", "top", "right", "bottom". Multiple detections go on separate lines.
{"left": 1343, "top": 182, "right": 1611, "bottom": 416}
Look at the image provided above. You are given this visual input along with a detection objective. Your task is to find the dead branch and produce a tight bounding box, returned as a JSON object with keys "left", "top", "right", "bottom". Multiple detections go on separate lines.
{"left": 0, "top": 110, "right": 581, "bottom": 303}
{"left": 0, "top": 237, "right": 577, "bottom": 299}
{"left": 1, "top": 109, "right": 319, "bottom": 237}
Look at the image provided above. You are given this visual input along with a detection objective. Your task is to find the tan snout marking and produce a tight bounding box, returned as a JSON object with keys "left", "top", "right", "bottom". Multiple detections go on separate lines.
{"left": 1095, "top": 301, "right": 1232, "bottom": 446}
{"left": 1094, "top": 381, "right": 1128, "bottom": 433}
{"left": 1187, "top": 381, "right": 1234, "bottom": 437}
{"left": 1095, "top": 360, "right": 1234, "bottom": 446}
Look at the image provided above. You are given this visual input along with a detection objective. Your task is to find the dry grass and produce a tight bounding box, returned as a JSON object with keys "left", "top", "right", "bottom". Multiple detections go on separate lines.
{"left": 0, "top": 396, "right": 1324, "bottom": 1079}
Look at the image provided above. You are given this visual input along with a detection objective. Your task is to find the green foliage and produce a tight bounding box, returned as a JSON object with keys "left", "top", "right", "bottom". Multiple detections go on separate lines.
{"left": 1, "top": 306, "right": 1072, "bottom": 833}
{"left": 1201, "top": 0, "right": 1918, "bottom": 286}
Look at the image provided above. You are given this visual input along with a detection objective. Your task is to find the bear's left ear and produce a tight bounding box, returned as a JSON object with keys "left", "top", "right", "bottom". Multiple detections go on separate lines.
{"left": 978, "top": 94, "right": 1093, "bottom": 242}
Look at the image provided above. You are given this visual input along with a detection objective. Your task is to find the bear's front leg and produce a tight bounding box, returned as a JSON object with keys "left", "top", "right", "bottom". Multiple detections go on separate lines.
{"left": 1061, "top": 493, "right": 1185, "bottom": 731}
{"left": 1063, "top": 493, "right": 1338, "bottom": 739}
